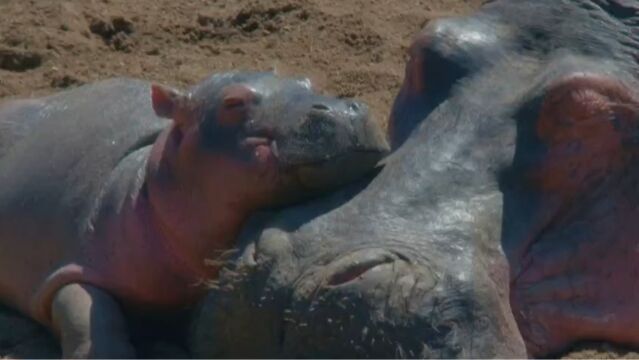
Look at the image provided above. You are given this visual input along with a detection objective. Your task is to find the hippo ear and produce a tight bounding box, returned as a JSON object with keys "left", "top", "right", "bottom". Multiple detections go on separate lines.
{"left": 151, "top": 84, "right": 188, "bottom": 119}
{"left": 297, "top": 77, "right": 313, "bottom": 90}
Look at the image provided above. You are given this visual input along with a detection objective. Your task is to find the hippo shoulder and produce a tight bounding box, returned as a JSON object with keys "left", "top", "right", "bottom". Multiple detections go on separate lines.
{"left": 0, "top": 77, "right": 169, "bottom": 235}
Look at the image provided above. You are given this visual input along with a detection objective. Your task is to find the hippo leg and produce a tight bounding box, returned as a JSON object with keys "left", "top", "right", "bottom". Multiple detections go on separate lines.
{"left": 51, "top": 283, "right": 135, "bottom": 358}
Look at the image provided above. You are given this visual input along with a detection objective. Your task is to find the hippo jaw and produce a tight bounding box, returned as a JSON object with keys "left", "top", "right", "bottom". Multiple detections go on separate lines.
{"left": 292, "top": 150, "right": 387, "bottom": 190}
{"left": 238, "top": 116, "right": 389, "bottom": 193}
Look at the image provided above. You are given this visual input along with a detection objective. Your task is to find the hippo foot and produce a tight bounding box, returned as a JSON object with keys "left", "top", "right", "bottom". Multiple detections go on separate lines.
{"left": 52, "top": 283, "right": 136, "bottom": 358}
{"left": 0, "top": 302, "right": 191, "bottom": 359}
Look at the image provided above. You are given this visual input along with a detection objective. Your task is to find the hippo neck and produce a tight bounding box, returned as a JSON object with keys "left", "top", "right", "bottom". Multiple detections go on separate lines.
{"left": 142, "top": 126, "right": 251, "bottom": 280}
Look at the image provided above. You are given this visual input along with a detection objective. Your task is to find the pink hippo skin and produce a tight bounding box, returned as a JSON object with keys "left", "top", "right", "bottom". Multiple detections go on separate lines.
{"left": 0, "top": 72, "right": 388, "bottom": 358}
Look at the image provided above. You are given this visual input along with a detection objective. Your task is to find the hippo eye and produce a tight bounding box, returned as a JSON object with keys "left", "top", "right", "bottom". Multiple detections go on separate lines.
{"left": 217, "top": 94, "right": 251, "bottom": 127}
{"left": 390, "top": 27, "right": 470, "bottom": 149}
{"left": 223, "top": 96, "right": 246, "bottom": 109}
{"left": 220, "top": 84, "right": 259, "bottom": 110}
{"left": 404, "top": 31, "right": 468, "bottom": 98}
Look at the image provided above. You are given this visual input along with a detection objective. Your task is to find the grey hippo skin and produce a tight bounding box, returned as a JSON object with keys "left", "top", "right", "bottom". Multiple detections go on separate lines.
{"left": 0, "top": 72, "right": 388, "bottom": 358}
{"left": 191, "top": 0, "right": 639, "bottom": 358}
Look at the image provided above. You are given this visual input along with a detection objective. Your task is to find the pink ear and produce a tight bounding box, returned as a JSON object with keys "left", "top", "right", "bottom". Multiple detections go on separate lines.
{"left": 151, "top": 84, "right": 185, "bottom": 119}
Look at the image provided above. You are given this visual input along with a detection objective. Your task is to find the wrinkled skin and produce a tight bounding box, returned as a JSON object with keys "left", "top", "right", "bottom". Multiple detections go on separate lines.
{"left": 191, "top": 1, "right": 639, "bottom": 358}
{"left": 0, "top": 72, "right": 388, "bottom": 358}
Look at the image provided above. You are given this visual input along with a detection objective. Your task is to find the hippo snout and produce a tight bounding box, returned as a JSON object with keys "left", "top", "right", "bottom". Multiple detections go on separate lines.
{"left": 280, "top": 249, "right": 445, "bottom": 358}
{"left": 190, "top": 222, "right": 519, "bottom": 358}
{"left": 189, "top": 246, "right": 453, "bottom": 358}
{"left": 293, "top": 249, "right": 422, "bottom": 290}
{"left": 284, "top": 98, "right": 389, "bottom": 191}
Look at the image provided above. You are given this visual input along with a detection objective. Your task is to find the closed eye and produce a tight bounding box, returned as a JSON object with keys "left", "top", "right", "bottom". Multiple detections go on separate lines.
{"left": 223, "top": 96, "right": 246, "bottom": 109}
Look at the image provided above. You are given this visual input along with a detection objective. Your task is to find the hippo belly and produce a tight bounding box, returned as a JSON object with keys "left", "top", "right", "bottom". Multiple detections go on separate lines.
{"left": 0, "top": 79, "right": 171, "bottom": 324}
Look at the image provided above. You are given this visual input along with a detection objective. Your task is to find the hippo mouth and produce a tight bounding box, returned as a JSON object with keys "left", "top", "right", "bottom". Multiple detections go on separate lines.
{"left": 293, "top": 150, "right": 386, "bottom": 190}
{"left": 239, "top": 135, "right": 280, "bottom": 165}
{"left": 239, "top": 133, "right": 386, "bottom": 178}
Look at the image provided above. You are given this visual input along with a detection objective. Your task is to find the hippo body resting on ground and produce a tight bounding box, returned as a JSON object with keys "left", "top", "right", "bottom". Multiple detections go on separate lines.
{"left": 0, "top": 72, "right": 388, "bottom": 358}
{"left": 191, "top": 0, "right": 639, "bottom": 357}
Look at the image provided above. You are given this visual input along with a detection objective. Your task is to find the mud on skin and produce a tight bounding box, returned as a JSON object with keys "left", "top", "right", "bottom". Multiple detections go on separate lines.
{"left": 0, "top": 72, "right": 388, "bottom": 358}
{"left": 192, "top": 0, "right": 639, "bottom": 358}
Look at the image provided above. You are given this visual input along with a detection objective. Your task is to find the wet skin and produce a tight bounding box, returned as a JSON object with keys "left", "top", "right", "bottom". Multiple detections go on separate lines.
{"left": 0, "top": 72, "right": 388, "bottom": 358}
{"left": 191, "top": 1, "right": 639, "bottom": 358}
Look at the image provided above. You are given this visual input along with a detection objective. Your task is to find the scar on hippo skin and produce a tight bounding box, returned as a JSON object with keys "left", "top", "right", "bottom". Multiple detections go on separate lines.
{"left": 511, "top": 74, "right": 639, "bottom": 357}
{"left": 0, "top": 72, "right": 388, "bottom": 358}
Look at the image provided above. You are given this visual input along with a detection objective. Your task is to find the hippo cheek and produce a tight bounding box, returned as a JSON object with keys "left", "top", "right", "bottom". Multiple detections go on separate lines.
{"left": 507, "top": 75, "right": 639, "bottom": 356}
{"left": 527, "top": 75, "right": 639, "bottom": 197}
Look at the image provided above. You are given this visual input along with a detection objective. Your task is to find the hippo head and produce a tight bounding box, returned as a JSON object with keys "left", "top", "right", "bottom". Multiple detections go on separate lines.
{"left": 390, "top": 2, "right": 639, "bottom": 354}
{"left": 151, "top": 72, "right": 389, "bottom": 208}
{"left": 191, "top": 1, "right": 639, "bottom": 358}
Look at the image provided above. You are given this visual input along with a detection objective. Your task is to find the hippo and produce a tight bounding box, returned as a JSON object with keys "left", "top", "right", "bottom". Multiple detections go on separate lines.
{"left": 190, "top": 0, "right": 639, "bottom": 358}
{"left": 0, "top": 72, "right": 389, "bottom": 358}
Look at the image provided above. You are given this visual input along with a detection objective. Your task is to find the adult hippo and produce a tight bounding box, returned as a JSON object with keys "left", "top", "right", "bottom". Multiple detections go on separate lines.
{"left": 0, "top": 72, "right": 388, "bottom": 358}
{"left": 191, "top": 0, "right": 639, "bottom": 357}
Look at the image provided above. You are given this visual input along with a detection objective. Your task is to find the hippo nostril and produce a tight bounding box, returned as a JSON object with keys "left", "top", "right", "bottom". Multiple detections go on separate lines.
{"left": 327, "top": 260, "right": 394, "bottom": 286}
{"left": 311, "top": 103, "right": 331, "bottom": 111}
{"left": 325, "top": 250, "right": 397, "bottom": 286}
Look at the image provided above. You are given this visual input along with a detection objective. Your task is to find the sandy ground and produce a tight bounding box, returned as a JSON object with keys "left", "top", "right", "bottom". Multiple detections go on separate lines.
{"left": 0, "top": 0, "right": 484, "bottom": 128}
{"left": 0, "top": 0, "right": 638, "bottom": 358}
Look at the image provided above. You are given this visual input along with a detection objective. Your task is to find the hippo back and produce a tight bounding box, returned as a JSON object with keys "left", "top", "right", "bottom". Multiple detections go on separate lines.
{"left": 0, "top": 79, "right": 168, "bottom": 311}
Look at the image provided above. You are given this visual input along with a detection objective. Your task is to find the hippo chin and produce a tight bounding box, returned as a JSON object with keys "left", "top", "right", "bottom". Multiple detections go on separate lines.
{"left": 0, "top": 72, "right": 388, "bottom": 358}
{"left": 191, "top": 1, "right": 639, "bottom": 358}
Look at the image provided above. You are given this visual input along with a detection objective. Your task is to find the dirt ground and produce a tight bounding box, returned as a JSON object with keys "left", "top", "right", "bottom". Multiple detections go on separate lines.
{"left": 0, "top": 0, "right": 484, "bottom": 128}
{"left": 0, "top": 0, "right": 638, "bottom": 358}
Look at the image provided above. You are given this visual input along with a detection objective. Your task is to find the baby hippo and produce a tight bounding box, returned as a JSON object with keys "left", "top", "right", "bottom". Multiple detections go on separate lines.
{"left": 0, "top": 72, "right": 389, "bottom": 358}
